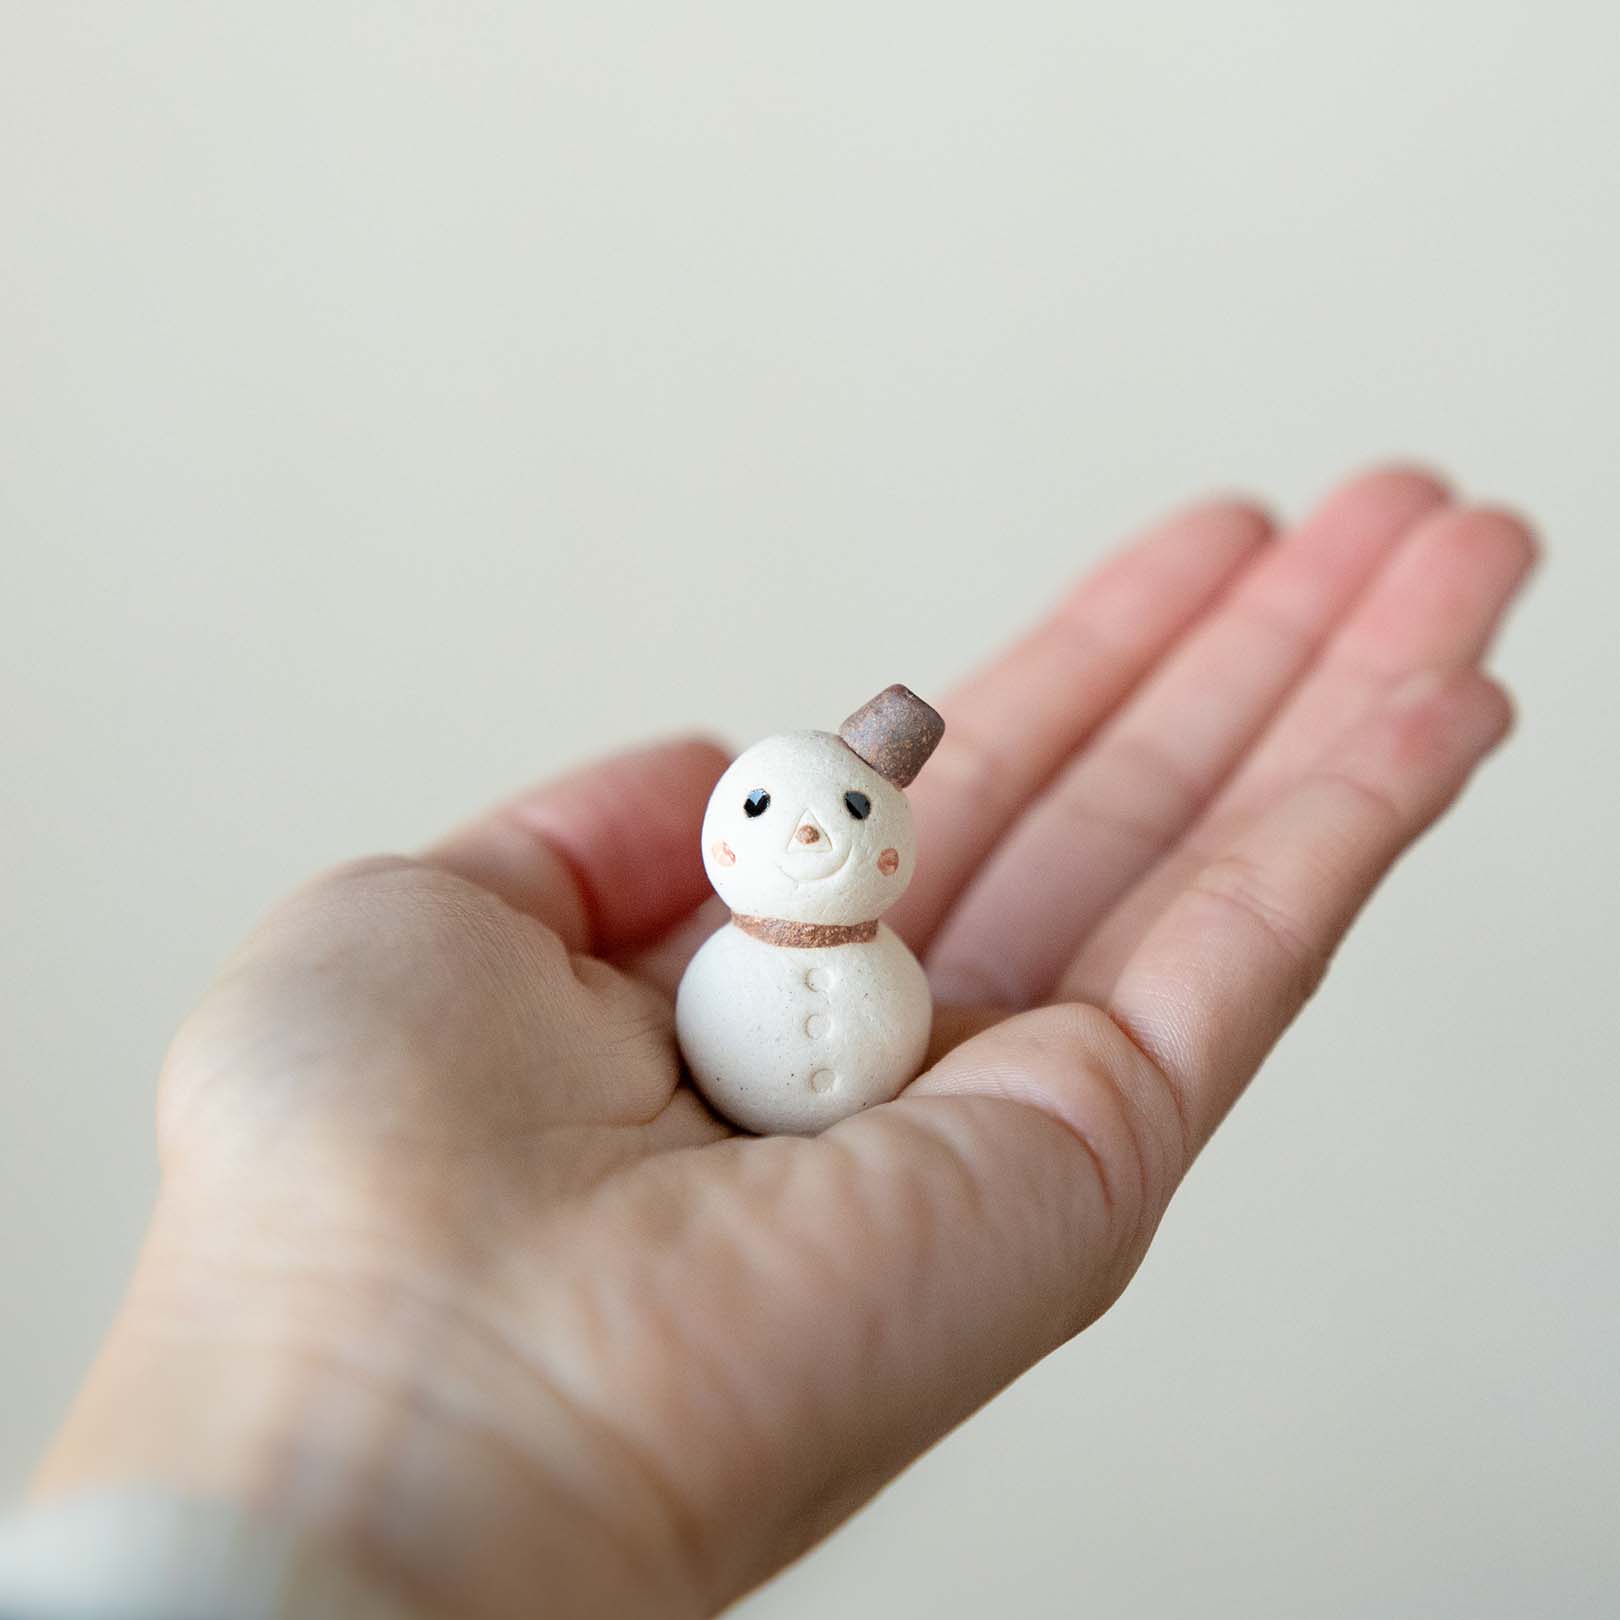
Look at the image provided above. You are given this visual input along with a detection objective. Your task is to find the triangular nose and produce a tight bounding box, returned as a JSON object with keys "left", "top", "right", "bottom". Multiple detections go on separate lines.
{"left": 787, "top": 809, "right": 829, "bottom": 851}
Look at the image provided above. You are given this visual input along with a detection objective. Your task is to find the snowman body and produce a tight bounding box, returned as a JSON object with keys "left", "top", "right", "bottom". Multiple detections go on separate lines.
{"left": 677, "top": 921, "right": 930, "bottom": 1136}
{"left": 675, "top": 692, "right": 945, "bottom": 1136}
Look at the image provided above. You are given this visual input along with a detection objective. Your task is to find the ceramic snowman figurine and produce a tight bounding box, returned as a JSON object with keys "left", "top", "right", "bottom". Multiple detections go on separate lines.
{"left": 676, "top": 684, "right": 946, "bottom": 1135}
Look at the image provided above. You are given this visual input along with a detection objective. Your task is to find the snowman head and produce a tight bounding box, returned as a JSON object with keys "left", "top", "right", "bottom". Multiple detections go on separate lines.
{"left": 701, "top": 685, "right": 946, "bottom": 926}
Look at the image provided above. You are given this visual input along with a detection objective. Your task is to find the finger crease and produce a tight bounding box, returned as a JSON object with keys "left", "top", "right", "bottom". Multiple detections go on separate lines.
{"left": 1189, "top": 857, "right": 1331, "bottom": 995}
{"left": 1098, "top": 1003, "right": 1196, "bottom": 1174}
{"left": 1309, "top": 766, "right": 1408, "bottom": 832}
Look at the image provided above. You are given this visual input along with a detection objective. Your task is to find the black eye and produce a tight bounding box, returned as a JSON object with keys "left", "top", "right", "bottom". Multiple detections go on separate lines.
{"left": 744, "top": 789, "right": 770, "bottom": 817}
{"left": 844, "top": 791, "right": 871, "bottom": 820}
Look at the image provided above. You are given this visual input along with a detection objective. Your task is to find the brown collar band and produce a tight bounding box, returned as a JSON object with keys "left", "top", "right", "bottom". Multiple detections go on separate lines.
{"left": 731, "top": 913, "right": 880, "bottom": 948}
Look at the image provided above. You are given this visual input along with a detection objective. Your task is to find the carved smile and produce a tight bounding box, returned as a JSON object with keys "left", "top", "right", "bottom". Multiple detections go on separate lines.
{"left": 774, "top": 845, "right": 851, "bottom": 884}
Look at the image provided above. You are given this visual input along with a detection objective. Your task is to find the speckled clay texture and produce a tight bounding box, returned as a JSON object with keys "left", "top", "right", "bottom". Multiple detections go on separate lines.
{"left": 675, "top": 686, "right": 944, "bottom": 1135}
{"left": 838, "top": 683, "right": 948, "bottom": 789}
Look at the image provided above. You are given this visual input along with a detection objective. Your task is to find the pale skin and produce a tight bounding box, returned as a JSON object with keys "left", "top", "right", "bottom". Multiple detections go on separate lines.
{"left": 35, "top": 467, "right": 1535, "bottom": 1618}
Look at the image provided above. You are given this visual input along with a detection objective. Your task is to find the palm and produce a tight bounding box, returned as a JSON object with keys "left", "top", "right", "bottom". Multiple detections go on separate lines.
{"left": 137, "top": 468, "right": 1530, "bottom": 1617}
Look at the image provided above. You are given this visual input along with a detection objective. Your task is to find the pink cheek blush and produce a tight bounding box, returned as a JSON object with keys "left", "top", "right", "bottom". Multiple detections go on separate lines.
{"left": 877, "top": 847, "right": 900, "bottom": 876}
{"left": 713, "top": 840, "right": 737, "bottom": 867}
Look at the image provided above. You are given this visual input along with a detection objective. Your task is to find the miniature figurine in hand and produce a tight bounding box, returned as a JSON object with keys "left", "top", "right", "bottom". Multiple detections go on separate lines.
{"left": 34, "top": 469, "right": 1535, "bottom": 1620}
{"left": 677, "top": 684, "right": 945, "bottom": 1134}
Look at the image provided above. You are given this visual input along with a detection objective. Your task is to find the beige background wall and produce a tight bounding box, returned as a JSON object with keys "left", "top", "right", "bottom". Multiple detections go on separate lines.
{"left": 3, "top": 4, "right": 1616, "bottom": 1614}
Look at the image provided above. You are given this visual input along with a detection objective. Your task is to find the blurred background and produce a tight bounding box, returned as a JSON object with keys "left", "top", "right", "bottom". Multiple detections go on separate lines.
{"left": 2, "top": 3, "right": 1616, "bottom": 1615}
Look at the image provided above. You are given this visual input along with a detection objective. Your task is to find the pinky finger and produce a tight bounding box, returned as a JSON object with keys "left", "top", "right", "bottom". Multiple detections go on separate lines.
{"left": 1105, "top": 668, "right": 1514, "bottom": 1153}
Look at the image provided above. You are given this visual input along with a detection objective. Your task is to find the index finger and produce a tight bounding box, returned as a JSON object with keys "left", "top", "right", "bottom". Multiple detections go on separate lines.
{"left": 427, "top": 736, "right": 730, "bottom": 952}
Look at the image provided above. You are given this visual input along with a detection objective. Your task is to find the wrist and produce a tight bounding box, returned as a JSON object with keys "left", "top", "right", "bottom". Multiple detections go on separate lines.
{"left": 34, "top": 1181, "right": 702, "bottom": 1620}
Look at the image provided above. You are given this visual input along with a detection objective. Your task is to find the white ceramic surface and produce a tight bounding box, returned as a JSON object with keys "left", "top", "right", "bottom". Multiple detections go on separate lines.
{"left": 677, "top": 921, "right": 930, "bottom": 1135}
{"left": 677, "top": 727, "right": 932, "bottom": 1133}
{"left": 698, "top": 730, "right": 918, "bottom": 925}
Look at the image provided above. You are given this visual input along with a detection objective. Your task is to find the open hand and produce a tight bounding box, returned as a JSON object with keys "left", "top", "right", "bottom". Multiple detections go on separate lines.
{"left": 38, "top": 467, "right": 1534, "bottom": 1619}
